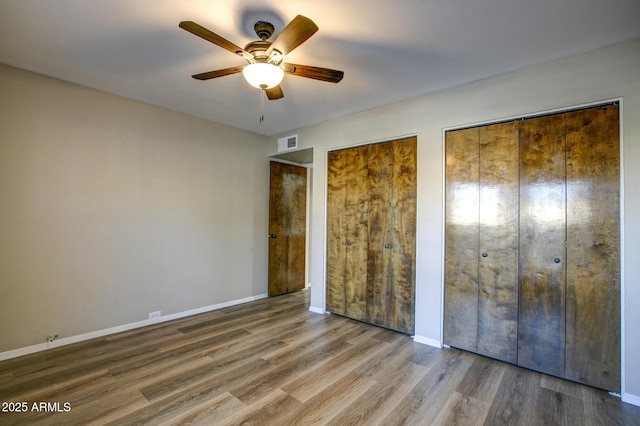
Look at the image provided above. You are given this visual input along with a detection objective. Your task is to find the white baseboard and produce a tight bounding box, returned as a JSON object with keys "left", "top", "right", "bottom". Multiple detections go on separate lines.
{"left": 0, "top": 293, "right": 268, "bottom": 362}
{"left": 413, "top": 335, "right": 443, "bottom": 348}
{"left": 308, "top": 306, "right": 324, "bottom": 314}
{"left": 622, "top": 392, "right": 640, "bottom": 407}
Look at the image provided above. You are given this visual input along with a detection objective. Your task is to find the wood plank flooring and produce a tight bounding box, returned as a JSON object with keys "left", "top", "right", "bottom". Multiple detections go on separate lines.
{"left": 0, "top": 289, "right": 638, "bottom": 425}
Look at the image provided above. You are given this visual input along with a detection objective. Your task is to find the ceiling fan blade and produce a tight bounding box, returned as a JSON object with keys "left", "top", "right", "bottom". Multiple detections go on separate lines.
{"left": 192, "top": 66, "right": 245, "bottom": 80}
{"left": 179, "top": 21, "right": 250, "bottom": 59}
{"left": 283, "top": 63, "right": 344, "bottom": 83}
{"left": 267, "top": 15, "right": 318, "bottom": 59}
{"left": 266, "top": 85, "right": 284, "bottom": 100}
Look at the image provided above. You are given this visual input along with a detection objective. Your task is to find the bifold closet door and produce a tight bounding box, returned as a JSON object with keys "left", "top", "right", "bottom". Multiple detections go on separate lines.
{"left": 477, "top": 123, "right": 519, "bottom": 362}
{"left": 444, "top": 122, "right": 519, "bottom": 363}
{"left": 326, "top": 138, "right": 417, "bottom": 334}
{"left": 445, "top": 104, "right": 620, "bottom": 392}
{"left": 326, "top": 146, "right": 369, "bottom": 321}
{"left": 444, "top": 127, "right": 480, "bottom": 352}
{"left": 367, "top": 138, "right": 417, "bottom": 334}
{"left": 564, "top": 104, "right": 620, "bottom": 391}
{"left": 518, "top": 114, "right": 567, "bottom": 378}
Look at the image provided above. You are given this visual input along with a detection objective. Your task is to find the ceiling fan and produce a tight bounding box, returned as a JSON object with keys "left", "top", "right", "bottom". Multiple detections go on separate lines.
{"left": 179, "top": 15, "right": 344, "bottom": 101}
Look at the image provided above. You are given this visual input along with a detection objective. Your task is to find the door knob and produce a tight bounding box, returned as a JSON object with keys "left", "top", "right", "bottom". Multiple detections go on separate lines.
{"left": 346, "top": 241, "right": 352, "bottom": 246}
{"left": 384, "top": 244, "right": 390, "bottom": 249}
{"left": 554, "top": 258, "right": 561, "bottom": 264}
{"left": 268, "top": 233, "right": 277, "bottom": 239}
{"left": 482, "top": 253, "right": 488, "bottom": 258}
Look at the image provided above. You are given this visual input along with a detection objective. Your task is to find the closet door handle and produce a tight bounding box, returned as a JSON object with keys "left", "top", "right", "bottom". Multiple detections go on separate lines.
{"left": 346, "top": 241, "right": 352, "bottom": 246}
{"left": 384, "top": 244, "right": 390, "bottom": 249}
{"left": 554, "top": 258, "right": 561, "bottom": 264}
{"left": 481, "top": 253, "right": 488, "bottom": 258}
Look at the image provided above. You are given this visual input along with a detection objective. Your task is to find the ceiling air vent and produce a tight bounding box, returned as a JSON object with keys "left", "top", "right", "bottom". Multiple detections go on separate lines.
{"left": 277, "top": 134, "right": 299, "bottom": 152}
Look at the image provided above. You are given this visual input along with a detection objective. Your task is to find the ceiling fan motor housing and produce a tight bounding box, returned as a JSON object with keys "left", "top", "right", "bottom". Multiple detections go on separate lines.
{"left": 244, "top": 40, "right": 271, "bottom": 62}
{"left": 254, "top": 21, "right": 275, "bottom": 40}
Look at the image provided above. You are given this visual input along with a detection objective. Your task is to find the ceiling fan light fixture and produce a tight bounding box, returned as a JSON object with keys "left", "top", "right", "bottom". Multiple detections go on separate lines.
{"left": 242, "top": 63, "right": 284, "bottom": 89}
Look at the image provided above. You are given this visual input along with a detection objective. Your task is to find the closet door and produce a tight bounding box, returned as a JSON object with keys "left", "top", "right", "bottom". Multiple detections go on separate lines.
{"left": 477, "top": 123, "right": 519, "bottom": 363}
{"left": 389, "top": 138, "right": 417, "bottom": 333}
{"left": 367, "top": 138, "right": 417, "bottom": 334}
{"left": 326, "top": 146, "right": 369, "bottom": 321}
{"left": 367, "top": 141, "right": 394, "bottom": 328}
{"left": 444, "top": 123, "right": 519, "bottom": 362}
{"left": 326, "top": 138, "right": 416, "bottom": 333}
{"left": 518, "top": 114, "right": 567, "bottom": 377}
{"left": 564, "top": 104, "right": 620, "bottom": 391}
{"left": 444, "top": 127, "right": 480, "bottom": 352}
{"left": 445, "top": 105, "right": 620, "bottom": 391}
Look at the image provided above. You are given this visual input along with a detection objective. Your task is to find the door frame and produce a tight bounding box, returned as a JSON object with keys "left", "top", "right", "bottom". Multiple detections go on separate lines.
{"left": 440, "top": 97, "right": 625, "bottom": 396}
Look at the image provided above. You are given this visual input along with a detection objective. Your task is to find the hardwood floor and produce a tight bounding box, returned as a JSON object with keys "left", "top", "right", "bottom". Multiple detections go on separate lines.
{"left": 1, "top": 289, "right": 638, "bottom": 425}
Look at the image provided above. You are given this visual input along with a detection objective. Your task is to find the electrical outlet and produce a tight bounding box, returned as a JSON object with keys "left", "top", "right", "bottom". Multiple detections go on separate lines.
{"left": 149, "top": 311, "right": 161, "bottom": 320}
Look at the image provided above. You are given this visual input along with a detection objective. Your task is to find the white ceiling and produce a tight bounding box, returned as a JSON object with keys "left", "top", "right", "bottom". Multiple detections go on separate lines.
{"left": 1, "top": 0, "right": 639, "bottom": 136}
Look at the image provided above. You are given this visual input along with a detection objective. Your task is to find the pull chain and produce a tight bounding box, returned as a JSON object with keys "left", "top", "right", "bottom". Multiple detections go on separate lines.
{"left": 259, "top": 88, "right": 265, "bottom": 123}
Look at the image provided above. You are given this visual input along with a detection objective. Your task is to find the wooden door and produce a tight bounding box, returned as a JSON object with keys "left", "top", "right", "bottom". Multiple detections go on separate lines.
{"left": 326, "top": 146, "right": 369, "bottom": 320}
{"left": 518, "top": 114, "right": 567, "bottom": 377}
{"left": 326, "top": 138, "right": 417, "bottom": 333}
{"left": 445, "top": 105, "right": 620, "bottom": 391}
{"left": 564, "top": 104, "right": 620, "bottom": 391}
{"left": 366, "top": 142, "right": 394, "bottom": 327}
{"left": 388, "top": 138, "right": 417, "bottom": 333}
{"left": 444, "top": 123, "right": 519, "bottom": 362}
{"left": 477, "top": 122, "right": 519, "bottom": 363}
{"left": 444, "top": 127, "right": 480, "bottom": 352}
{"left": 268, "top": 161, "right": 307, "bottom": 297}
{"left": 367, "top": 138, "right": 417, "bottom": 334}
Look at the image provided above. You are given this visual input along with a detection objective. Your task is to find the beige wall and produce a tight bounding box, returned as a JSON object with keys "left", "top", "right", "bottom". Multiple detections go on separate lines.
{"left": 269, "top": 37, "right": 640, "bottom": 402}
{"left": 0, "top": 64, "right": 269, "bottom": 352}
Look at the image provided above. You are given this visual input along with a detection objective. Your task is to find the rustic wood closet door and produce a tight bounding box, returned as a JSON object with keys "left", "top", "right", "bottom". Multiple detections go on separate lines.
{"left": 444, "top": 122, "right": 519, "bottom": 362}
{"left": 444, "top": 104, "right": 620, "bottom": 392}
{"left": 518, "top": 114, "right": 567, "bottom": 378}
{"left": 478, "top": 122, "right": 520, "bottom": 363}
{"left": 368, "top": 138, "right": 417, "bottom": 334}
{"left": 268, "top": 161, "right": 307, "bottom": 297}
{"left": 444, "top": 127, "right": 480, "bottom": 352}
{"left": 564, "top": 104, "right": 620, "bottom": 391}
{"left": 366, "top": 142, "right": 395, "bottom": 328}
{"left": 326, "top": 146, "right": 369, "bottom": 321}
{"left": 326, "top": 137, "right": 417, "bottom": 334}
